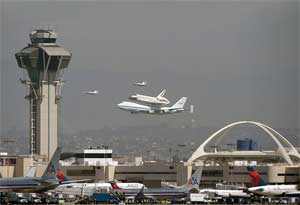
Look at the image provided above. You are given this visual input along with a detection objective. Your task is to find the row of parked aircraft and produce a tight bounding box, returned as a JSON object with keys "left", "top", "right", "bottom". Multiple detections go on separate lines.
{"left": 50, "top": 164, "right": 300, "bottom": 200}
{"left": 195, "top": 166, "right": 299, "bottom": 198}
{"left": 0, "top": 149, "right": 201, "bottom": 201}
{"left": 53, "top": 166, "right": 202, "bottom": 200}
{"left": 1, "top": 148, "right": 298, "bottom": 200}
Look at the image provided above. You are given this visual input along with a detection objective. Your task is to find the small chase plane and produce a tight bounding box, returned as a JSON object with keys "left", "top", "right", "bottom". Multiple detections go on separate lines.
{"left": 83, "top": 90, "right": 99, "bottom": 95}
{"left": 132, "top": 81, "right": 147, "bottom": 86}
{"left": 118, "top": 97, "right": 187, "bottom": 115}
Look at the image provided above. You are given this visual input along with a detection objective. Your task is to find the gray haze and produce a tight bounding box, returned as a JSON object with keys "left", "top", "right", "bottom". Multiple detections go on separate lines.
{"left": 0, "top": 1, "right": 299, "bottom": 154}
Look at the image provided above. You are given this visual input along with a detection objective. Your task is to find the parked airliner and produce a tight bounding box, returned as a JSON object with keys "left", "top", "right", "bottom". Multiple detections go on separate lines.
{"left": 53, "top": 182, "right": 146, "bottom": 196}
{"left": 199, "top": 188, "right": 250, "bottom": 198}
{"left": 247, "top": 166, "right": 298, "bottom": 196}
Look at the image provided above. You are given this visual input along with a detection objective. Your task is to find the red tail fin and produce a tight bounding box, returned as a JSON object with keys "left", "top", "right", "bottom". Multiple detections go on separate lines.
{"left": 110, "top": 181, "right": 120, "bottom": 189}
{"left": 247, "top": 166, "right": 265, "bottom": 187}
{"left": 56, "top": 168, "right": 69, "bottom": 182}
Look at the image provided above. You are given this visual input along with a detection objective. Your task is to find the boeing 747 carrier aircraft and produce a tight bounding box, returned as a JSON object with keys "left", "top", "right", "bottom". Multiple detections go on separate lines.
{"left": 118, "top": 97, "right": 187, "bottom": 115}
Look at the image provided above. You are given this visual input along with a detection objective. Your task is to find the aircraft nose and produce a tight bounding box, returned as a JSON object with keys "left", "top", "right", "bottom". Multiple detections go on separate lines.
{"left": 129, "top": 95, "right": 137, "bottom": 100}
{"left": 118, "top": 102, "right": 127, "bottom": 109}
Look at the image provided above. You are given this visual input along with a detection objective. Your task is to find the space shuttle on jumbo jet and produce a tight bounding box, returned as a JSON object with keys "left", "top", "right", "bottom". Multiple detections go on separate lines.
{"left": 118, "top": 97, "right": 187, "bottom": 115}
{"left": 129, "top": 89, "right": 170, "bottom": 105}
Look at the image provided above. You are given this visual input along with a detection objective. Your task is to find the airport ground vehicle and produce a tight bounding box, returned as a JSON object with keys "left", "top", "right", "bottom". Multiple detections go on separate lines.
{"left": 93, "top": 192, "right": 121, "bottom": 204}
{"left": 189, "top": 193, "right": 210, "bottom": 203}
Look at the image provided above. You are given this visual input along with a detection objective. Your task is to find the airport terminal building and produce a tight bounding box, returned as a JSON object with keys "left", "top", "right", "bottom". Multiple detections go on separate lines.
{"left": 1, "top": 149, "right": 299, "bottom": 189}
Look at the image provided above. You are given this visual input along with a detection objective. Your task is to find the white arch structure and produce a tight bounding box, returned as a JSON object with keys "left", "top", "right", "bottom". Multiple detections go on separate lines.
{"left": 188, "top": 121, "right": 300, "bottom": 165}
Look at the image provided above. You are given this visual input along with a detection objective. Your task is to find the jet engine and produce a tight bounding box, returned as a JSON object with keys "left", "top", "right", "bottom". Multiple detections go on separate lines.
{"left": 161, "top": 108, "right": 170, "bottom": 113}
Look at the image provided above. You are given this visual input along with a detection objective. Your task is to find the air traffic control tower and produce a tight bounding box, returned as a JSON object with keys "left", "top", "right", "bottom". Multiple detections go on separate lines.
{"left": 15, "top": 29, "right": 71, "bottom": 160}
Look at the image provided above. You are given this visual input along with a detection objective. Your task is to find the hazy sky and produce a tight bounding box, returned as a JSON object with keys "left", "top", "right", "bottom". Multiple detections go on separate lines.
{"left": 0, "top": 0, "right": 299, "bottom": 137}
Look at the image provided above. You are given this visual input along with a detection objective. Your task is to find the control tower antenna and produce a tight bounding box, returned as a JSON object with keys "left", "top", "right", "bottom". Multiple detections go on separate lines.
{"left": 15, "top": 29, "right": 72, "bottom": 160}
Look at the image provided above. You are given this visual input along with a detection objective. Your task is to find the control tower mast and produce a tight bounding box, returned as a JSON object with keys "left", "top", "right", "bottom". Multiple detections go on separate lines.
{"left": 15, "top": 29, "right": 71, "bottom": 160}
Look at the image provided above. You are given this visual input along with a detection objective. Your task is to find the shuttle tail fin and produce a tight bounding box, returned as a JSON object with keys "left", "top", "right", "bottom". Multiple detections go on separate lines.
{"left": 247, "top": 166, "right": 266, "bottom": 187}
{"left": 157, "top": 89, "right": 166, "bottom": 98}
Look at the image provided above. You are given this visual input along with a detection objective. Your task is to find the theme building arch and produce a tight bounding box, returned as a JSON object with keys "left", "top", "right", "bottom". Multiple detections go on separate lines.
{"left": 188, "top": 121, "right": 300, "bottom": 165}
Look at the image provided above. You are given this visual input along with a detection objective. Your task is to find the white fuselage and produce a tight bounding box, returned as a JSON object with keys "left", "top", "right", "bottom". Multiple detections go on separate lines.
{"left": 129, "top": 94, "right": 170, "bottom": 105}
{"left": 54, "top": 183, "right": 110, "bottom": 196}
{"left": 84, "top": 90, "right": 99, "bottom": 95}
{"left": 118, "top": 101, "right": 183, "bottom": 114}
{"left": 132, "top": 82, "right": 147, "bottom": 86}
{"left": 53, "top": 182, "right": 145, "bottom": 196}
{"left": 199, "top": 188, "right": 250, "bottom": 197}
{"left": 117, "top": 183, "right": 145, "bottom": 189}
{"left": 248, "top": 185, "right": 298, "bottom": 196}
{"left": 0, "top": 177, "right": 60, "bottom": 193}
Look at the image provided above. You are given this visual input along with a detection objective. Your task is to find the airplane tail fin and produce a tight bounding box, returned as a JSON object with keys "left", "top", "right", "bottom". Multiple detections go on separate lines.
{"left": 247, "top": 166, "right": 266, "bottom": 187}
{"left": 25, "top": 167, "right": 36, "bottom": 177}
{"left": 42, "top": 147, "right": 62, "bottom": 179}
{"left": 182, "top": 167, "right": 203, "bottom": 191}
{"left": 41, "top": 148, "right": 92, "bottom": 184}
{"left": 135, "top": 186, "right": 146, "bottom": 200}
{"left": 157, "top": 89, "right": 166, "bottom": 98}
{"left": 56, "top": 168, "right": 69, "bottom": 182}
{"left": 109, "top": 181, "right": 121, "bottom": 189}
{"left": 171, "top": 97, "right": 187, "bottom": 109}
